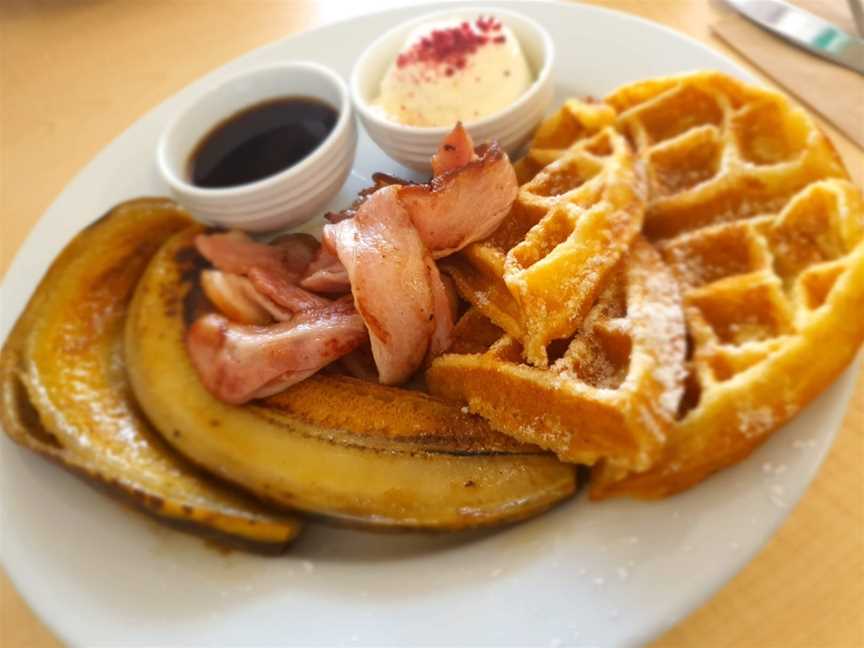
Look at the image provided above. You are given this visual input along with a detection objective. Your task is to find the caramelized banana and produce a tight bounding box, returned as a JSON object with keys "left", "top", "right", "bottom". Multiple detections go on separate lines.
{"left": 125, "top": 225, "right": 577, "bottom": 529}
{"left": 0, "top": 199, "right": 301, "bottom": 551}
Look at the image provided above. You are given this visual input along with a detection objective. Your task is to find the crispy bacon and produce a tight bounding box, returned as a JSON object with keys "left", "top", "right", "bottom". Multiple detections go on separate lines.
{"left": 399, "top": 142, "right": 518, "bottom": 258}
{"left": 325, "top": 186, "right": 436, "bottom": 384}
{"left": 431, "top": 122, "right": 476, "bottom": 176}
{"left": 186, "top": 296, "right": 366, "bottom": 404}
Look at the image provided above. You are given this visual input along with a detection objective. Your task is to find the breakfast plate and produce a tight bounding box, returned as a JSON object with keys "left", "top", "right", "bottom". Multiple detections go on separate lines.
{"left": 1, "top": 2, "right": 860, "bottom": 647}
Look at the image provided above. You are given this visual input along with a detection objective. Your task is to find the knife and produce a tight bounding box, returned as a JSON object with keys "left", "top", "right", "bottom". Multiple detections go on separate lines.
{"left": 726, "top": 0, "right": 864, "bottom": 75}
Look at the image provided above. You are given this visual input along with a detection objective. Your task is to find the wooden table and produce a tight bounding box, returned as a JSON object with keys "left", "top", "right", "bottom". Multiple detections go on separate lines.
{"left": 2, "top": 1, "right": 862, "bottom": 646}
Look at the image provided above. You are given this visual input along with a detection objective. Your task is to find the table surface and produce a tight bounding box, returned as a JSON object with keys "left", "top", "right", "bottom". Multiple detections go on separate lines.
{"left": 1, "top": 1, "right": 862, "bottom": 646}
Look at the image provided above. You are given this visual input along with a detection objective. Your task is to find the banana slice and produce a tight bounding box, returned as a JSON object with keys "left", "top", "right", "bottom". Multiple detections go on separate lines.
{"left": 0, "top": 199, "right": 301, "bottom": 551}
{"left": 125, "top": 225, "right": 577, "bottom": 529}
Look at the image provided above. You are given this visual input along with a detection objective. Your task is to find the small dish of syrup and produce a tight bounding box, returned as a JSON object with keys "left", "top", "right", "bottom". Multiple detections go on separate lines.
{"left": 189, "top": 97, "right": 338, "bottom": 189}
{"left": 157, "top": 61, "right": 357, "bottom": 232}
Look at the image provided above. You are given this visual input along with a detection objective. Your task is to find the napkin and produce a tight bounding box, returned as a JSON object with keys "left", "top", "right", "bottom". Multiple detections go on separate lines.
{"left": 712, "top": 0, "right": 864, "bottom": 148}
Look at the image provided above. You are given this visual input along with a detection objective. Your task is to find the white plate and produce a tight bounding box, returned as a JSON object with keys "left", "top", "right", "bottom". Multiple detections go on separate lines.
{"left": 1, "top": 3, "right": 859, "bottom": 647}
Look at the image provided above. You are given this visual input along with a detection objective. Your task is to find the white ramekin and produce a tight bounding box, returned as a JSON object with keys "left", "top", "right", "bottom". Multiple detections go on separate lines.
{"left": 157, "top": 61, "right": 356, "bottom": 232}
{"left": 351, "top": 7, "right": 555, "bottom": 172}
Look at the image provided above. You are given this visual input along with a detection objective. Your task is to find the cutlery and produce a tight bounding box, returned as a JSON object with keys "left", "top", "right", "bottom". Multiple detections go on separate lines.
{"left": 726, "top": 0, "right": 864, "bottom": 75}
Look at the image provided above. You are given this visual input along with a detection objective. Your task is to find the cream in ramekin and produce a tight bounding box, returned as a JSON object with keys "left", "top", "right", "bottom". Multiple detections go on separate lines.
{"left": 351, "top": 8, "right": 555, "bottom": 171}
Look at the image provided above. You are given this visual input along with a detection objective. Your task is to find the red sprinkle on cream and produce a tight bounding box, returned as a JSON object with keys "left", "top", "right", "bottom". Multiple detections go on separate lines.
{"left": 396, "top": 16, "right": 506, "bottom": 70}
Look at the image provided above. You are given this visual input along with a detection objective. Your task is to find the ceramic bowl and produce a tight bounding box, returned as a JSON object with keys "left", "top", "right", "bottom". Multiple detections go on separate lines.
{"left": 157, "top": 61, "right": 356, "bottom": 232}
{"left": 351, "top": 7, "right": 555, "bottom": 171}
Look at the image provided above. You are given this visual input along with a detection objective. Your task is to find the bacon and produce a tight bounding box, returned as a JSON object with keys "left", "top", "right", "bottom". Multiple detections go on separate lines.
{"left": 425, "top": 257, "right": 455, "bottom": 359}
{"left": 440, "top": 273, "right": 460, "bottom": 322}
{"left": 325, "top": 186, "right": 435, "bottom": 384}
{"left": 399, "top": 142, "right": 518, "bottom": 259}
{"left": 196, "top": 230, "right": 328, "bottom": 316}
{"left": 299, "top": 247, "right": 351, "bottom": 294}
{"left": 431, "top": 122, "right": 476, "bottom": 176}
{"left": 269, "top": 232, "right": 320, "bottom": 270}
{"left": 186, "top": 295, "right": 366, "bottom": 404}
{"left": 200, "top": 270, "right": 293, "bottom": 324}
{"left": 324, "top": 173, "right": 410, "bottom": 224}
{"left": 337, "top": 343, "right": 379, "bottom": 382}
{"left": 321, "top": 127, "right": 516, "bottom": 262}
{"left": 190, "top": 125, "right": 517, "bottom": 394}
{"left": 196, "top": 230, "right": 315, "bottom": 277}
{"left": 246, "top": 266, "right": 330, "bottom": 314}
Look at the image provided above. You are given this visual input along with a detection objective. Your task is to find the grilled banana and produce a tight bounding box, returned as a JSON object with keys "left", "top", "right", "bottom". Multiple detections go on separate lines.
{"left": 125, "top": 225, "right": 577, "bottom": 529}
{"left": 0, "top": 199, "right": 301, "bottom": 551}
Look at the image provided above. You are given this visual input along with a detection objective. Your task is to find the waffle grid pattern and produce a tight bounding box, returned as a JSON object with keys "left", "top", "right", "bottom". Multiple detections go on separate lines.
{"left": 435, "top": 72, "right": 864, "bottom": 498}
{"left": 445, "top": 126, "right": 645, "bottom": 365}
{"left": 429, "top": 239, "right": 686, "bottom": 473}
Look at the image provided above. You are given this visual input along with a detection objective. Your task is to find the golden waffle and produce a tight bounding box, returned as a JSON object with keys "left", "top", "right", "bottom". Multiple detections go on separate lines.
{"left": 593, "top": 178, "right": 864, "bottom": 497}
{"left": 442, "top": 126, "right": 646, "bottom": 366}
{"left": 428, "top": 238, "right": 687, "bottom": 473}
{"left": 512, "top": 98, "right": 617, "bottom": 183}
{"left": 606, "top": 72, "right": 848, "bottom": 241}
{"left": 516, "top": 73, "right": 847, "bottom": 208}
{"left": 512, "top": 71, "right": 864, "bottom": 497}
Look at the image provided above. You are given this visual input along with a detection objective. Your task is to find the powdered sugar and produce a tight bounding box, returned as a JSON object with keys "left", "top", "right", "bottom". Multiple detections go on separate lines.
{"left": 736, "top": 406, "right": 775, "bottom": 437}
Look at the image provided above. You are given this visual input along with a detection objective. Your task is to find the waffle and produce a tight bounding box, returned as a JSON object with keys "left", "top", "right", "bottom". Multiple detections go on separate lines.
{"left": 428, "top": 237, "right": 687, "bottom": 473}
{"left": 593, "top": 177, "right": 864, "bottom": 497}
{"left": 512, "top": 98, "right": 617, "bottom": 184}
{"left": 512, "top": 71, "right": 864, "bottom": 497}
{"left": 442, "top": 126, "right": 646, "bottom": 366}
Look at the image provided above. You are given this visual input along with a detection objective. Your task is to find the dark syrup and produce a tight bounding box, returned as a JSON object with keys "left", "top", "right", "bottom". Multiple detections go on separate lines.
{"left": 189, "top": 97, "right": 338, "bottom": 188}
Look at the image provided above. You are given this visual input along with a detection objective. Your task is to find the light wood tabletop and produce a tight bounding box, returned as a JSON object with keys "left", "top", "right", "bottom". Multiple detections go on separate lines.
{"left": 1, "top": 1, "right": 862, "bottom": 646}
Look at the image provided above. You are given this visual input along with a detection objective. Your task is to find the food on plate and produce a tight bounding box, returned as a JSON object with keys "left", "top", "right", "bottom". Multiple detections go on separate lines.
{"left": 200, "top": 269, "right": 290, "bottom": 324}
{"left": 121, "top": 132, "right": 574, "bottom": 529}
{"left": 511, "top": 98, "right": 617, "bottom": 183}
{"left": 190, "top": 97, "right": 338, "bottom": 188}
{"left": 124, "top": 225, "right": 577, "bottom": 528}
{"left": 0, "top": 199, "right": 301, "bottom": 551}
{"left": 399, "top": 126, "right": 519, "bottom": 257}
{"left": 431, "top": 121, "right": 477, "bottom": 174}
{"left": 373, "top": 15, "right": 533, "bottom": 126}
{"left": 187, "top": 124, "right": 517, "bottom": 394}
{"left": 439, "top": 71, "right": 864, "bottom": 498}
{"left": 428, "top": 238, "right": 687, "bottom": 473}
{"left": 323, "top": 131, "right": 516, "bottom": 382}
{"left": 590, "top": 72, "right": 864, "bottom": 497}
{"left": 186, "top": 295, "right": 367, "bottom": 403}
{"left": 441, "top": 126, "right": 645, "bottom": 365}
{"left": 325, "top": 185, "right": 448, "bottom": 384}
{"left": 299, "top": 245, "right": 350, "bottom": 293}
{"left": 3, "top": 68, "right": 862, "bottom": 551}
